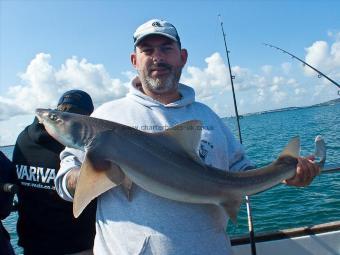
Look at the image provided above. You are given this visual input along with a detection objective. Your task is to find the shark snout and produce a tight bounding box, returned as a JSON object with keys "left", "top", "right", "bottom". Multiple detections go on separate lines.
{"left": 35, "top": 108, "right": 50, "bottom": 123}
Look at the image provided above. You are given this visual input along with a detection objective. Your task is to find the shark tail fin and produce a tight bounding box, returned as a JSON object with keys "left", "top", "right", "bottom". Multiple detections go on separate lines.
{"left": 314, "top": 135, "right": 326, "bottom": 168}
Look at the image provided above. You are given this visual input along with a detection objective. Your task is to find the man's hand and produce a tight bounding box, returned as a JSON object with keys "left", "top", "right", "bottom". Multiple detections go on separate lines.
{"left": 283, "top": 156, "right": 320, "bottom": 187}
{"left": 66, "top": 167, "right": 81, "bottom": 197}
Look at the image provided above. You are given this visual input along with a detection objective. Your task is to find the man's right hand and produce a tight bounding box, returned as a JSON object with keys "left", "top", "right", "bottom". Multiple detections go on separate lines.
{"left": 66, "top": 167, "right": 81, "bottom": 197}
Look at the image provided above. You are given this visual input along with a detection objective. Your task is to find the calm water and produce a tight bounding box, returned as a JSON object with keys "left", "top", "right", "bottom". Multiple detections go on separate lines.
{"left": 1, "top": 104, "right": 339, "bottom": 254}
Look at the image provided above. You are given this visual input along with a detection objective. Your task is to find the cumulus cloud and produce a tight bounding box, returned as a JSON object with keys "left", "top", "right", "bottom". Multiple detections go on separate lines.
{"left": 181, "top": 52, "right": 229, "bottom": 100}
{"left": 182, "top": 38, "right": 339, "bottom": 117}
{"left": 56, "top": 57, "right": 128, "bottom": 103}
{"left": 0, "top": 53, "right": 129, "bottom": 120}
{"left": 1, "top": 33, "right": 339, "bottom": 145}
{"left": 1, "top": 35, "right": 339, "bottom": 123}
{"left": 181, "top": 52, "right": 260, "bottom": 102}
{"left": 304, "top": 33, "right": 340, "bottom": 80}
{"left": 181, "top": 50, "right": 334, "bottom": 115}
{"left": 231, "top": 66, "right": 254, "bottom": 91}
{"left": 304, "top": 41, "right": 329, "bottom": 75}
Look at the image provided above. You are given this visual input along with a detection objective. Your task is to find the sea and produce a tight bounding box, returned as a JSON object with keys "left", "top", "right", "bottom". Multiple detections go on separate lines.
{"left": 1, "top": 103, "right": 339, "bottom": 254}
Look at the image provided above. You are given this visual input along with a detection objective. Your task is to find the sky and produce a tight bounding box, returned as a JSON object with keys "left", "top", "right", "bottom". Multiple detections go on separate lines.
{"left": 0, "top": 0, "right": 339, "bottom": 145}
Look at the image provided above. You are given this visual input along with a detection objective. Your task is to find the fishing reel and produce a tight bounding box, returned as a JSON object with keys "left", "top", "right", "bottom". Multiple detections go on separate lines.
{"left": 0, "top": 183, "right": 18, "bottom": 194}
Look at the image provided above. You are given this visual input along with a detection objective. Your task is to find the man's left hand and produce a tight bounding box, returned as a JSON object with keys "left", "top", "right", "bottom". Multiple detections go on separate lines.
{"left": 283, "top": 157, "right": 320, "bottom": 187}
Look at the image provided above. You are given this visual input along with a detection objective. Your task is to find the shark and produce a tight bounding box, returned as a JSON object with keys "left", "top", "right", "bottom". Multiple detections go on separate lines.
{"left": 35, "top": 108, "right": 326, "bottom": 222}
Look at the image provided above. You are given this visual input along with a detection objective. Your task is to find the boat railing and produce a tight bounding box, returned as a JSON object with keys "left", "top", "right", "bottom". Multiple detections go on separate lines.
{"left": 231, "top": 220, "right": 340, "bottom": 246}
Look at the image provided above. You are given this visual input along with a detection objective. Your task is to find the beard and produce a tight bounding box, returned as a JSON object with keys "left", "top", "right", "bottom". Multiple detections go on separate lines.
{"left": 139, "top": 63, "right": 182, "bottom": 94}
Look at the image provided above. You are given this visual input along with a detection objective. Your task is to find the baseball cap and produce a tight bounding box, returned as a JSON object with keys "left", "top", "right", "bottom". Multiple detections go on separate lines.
{"left": 57, "top": 89, "right": 94, "bottom": 114}
{"left": 133, "top": 19, "right": 181, "bottom": 46}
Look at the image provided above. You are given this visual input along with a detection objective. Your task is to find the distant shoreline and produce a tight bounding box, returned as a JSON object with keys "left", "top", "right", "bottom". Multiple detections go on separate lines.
{"left": 1, "top": 98, "right": 339, "bottom": 147}
{"left": 0, "top": 144, "right": 14, "bottom": 148}
{"left": 225, "top": 97, "right": 340, "bottom": 119}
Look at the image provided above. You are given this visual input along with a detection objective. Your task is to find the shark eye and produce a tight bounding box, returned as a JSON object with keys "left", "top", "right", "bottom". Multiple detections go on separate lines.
{"left": 49, "top": 113, "right": 58, "bottom": 121}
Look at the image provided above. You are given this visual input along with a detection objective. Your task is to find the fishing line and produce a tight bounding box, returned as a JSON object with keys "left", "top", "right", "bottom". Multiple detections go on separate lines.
{"left": 264, "top": 43, "right": 340, "bottom": 96}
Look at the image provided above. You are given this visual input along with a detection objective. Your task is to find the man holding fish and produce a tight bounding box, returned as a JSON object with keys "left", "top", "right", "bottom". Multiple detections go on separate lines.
{"left": 49, "top": 19, "right": 320, "bottom": 255}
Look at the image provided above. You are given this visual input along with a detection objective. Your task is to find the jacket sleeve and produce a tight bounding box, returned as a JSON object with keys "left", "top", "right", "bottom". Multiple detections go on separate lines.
{"left": 54, "top": 147, "right": 85, "bottom": 202}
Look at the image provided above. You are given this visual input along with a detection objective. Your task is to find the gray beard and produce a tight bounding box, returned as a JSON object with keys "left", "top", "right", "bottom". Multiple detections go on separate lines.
{"left": 139, "top": 67, "right": 182, "bottom": 94}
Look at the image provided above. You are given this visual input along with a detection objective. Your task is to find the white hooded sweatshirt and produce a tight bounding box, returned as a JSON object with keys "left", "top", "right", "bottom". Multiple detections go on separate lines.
{"left": 55, "top": 80, "right": 253, "bottom": 255}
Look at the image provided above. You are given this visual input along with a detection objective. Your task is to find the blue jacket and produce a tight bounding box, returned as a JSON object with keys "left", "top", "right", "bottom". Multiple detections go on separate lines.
{"left": 0, "top": 150, "right": 16, "bottom": 255}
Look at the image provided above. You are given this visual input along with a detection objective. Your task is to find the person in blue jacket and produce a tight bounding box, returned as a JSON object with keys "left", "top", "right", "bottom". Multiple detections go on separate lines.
{"left": 12, "top": 90, "right": 96, "bottom": 255}
{"left": 0, "top": 151, "right": 16, "bottom": 255}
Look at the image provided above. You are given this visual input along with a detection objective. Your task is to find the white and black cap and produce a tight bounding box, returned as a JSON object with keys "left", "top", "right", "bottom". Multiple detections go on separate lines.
{"left": 133, "top": 19, "right": 181, "bottom": 46}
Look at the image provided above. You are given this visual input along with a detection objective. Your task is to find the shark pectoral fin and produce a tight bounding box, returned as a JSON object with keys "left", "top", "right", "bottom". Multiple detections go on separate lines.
{"left": 155, "top": 120, "right": 206, "bottom": 166}
{"left": 220, "top": 195, "right": 243, "bottom": 225}
{"left": 279, "top": 136, "right": 300, "bottom": 158}
{"left": 73, "top": 156, "right": 125, "bottom": 218}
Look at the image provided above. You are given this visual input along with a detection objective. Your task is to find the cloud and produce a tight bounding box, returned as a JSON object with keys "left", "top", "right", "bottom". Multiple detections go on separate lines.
{"left": 0, "top": 53, "right": 129, "bottom": 120}
{"left": 181, "top": 52, "right": 304, "bottom": 115}
{"left": 1, "top": 33, "right": 339, "bottom": 128}
{"left": 55, "top": 56, "right": 129, "bottom": 103}
{"left": 0, "top": 100, "right": 25, "bottom": 121}
{"left": 231, "top": 66, "right": 254, "bottom": 91}
{"left": 181, "top": 37, "right": 339, "bottom": 117}
{"left": 181, "top": 52, "right": 261, "bottom": 102}
{"left": 281, "top": 62, "right": 292, "bottom": 74}
{"left": 304, "top": 41, "right": 329, "bottom": 75}
{"left": 0, "top": 114, "right": 32, "bottom": 145}
{"left": 255, "top": 88, "right": 266, "bottom": 103}
{"left": 261, "top": 65, "right": 272, "bottom": 75}
{"left": 304, "top": 34, "right": 340, "bottom": 80}
{"left": 181, "top": 52, "right": 229, "bottom": 100}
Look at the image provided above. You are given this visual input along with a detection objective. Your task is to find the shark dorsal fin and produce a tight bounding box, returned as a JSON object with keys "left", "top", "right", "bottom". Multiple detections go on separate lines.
{"left": 154, "top": 120, "right": 205, "bottom": 166}
{"left": 279, "top": 136, "right": 300, "bottom": 158}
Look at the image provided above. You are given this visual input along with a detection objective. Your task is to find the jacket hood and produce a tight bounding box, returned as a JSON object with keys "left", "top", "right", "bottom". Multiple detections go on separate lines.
{"left": 127, "top": 77, "right": 195, "bottom": 108}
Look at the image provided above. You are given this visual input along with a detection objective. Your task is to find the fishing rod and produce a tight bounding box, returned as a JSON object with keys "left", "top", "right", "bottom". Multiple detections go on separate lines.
{"left": 264, "top": 43, "right": 340, "bottom": 95}
{"left": 322, "top": 164, "right": 340, "bottom": 174}
{"left": 218, "top": 15, "right": 257, "bottom": 255}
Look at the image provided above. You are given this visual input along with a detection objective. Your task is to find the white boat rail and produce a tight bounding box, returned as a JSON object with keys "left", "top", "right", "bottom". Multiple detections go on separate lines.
{"left": 231, "top": 221, "right": 340, "bottom": 255}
